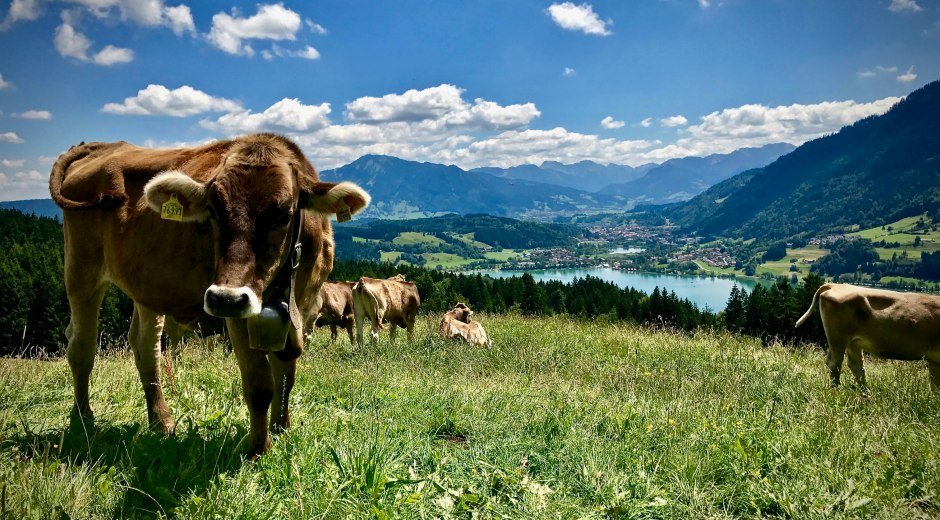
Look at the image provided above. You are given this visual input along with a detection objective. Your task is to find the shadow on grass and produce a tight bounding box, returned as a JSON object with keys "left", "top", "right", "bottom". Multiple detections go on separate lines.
{"left": 4, "top": 415, "right": 247, "bottom": 517}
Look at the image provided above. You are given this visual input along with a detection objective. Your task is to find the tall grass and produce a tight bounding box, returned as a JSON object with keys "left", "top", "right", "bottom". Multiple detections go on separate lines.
{"left": 1, "top": 315, "right": 937, "bottom": 518}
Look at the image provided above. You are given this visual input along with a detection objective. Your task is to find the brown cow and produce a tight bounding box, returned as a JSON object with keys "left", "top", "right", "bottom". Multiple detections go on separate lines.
{"left": 352, "top": 275, "right": 420, "bottom": 346}
{"left": 311, "top": 281, "right": 357, "bottom": 344}
{"left": 440, "top": 303, "right": 492, "bottom": 347}
{"left": 796, "top": 283, "right": 940, "bottom": 389}
{"left": 49, "top": 133, "right": 369, "bottom": 457}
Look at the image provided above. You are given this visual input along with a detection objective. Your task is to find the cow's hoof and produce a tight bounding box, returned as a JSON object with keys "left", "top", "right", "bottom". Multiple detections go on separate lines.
{"left": 69, "top": 407, "right": 95, "bottom": 429}
{"left": 150, "top": 418, "right": 176, "bottom": 435}
{"left": 246, "top": 437, "right": 273, "bottom": 460}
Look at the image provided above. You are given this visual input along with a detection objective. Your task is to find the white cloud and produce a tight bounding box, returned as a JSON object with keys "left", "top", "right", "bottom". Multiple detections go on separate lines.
{"left": 13, "top": 110, "right": 52, "bottom": 120}
{"left": 639, "top": 117, "right": 652, "bottom": 127}
{"left": 54, "top": 13, "right": 134, "bottom": 65}
{"left": 102, "top": 84, "right": 242, "bottom": 116}
{"left": 897, "top": 66, "right": 917, "bottom": 83}
{"left": 0, "top": 73, "right": 11, "bottom": 89}
{"left": 877, "top": 65, "right": 898, "bottom": 73}
{"left": 200, "top": 98, "right": 332, "bottom": 133}
{"left": 661, "top": 115, "right": 688, "bottom": 127}
{"left": 344, "top": 84, "right": 539, "bottom": 130}
{"left": 888, "top": 0, "right": 922, "bottom": 12}
{"left": 0, "top": 159, "right": 25, "bottom": 167}
{"left": 262, "top": 43, "right": 320, "bottom": 60}
{"left": 0, "top": 0, "right": 41, "bottom": 30}
{"left": 305, "top": 18, "right": 327, "bottom": 34}
{"left": 857, "top": 70, "right": 876, "bottom": 78}
{"left": 208, "top": 3, "right": 302, "bottom": 56}
{"left": 92, "top": 44, "right": 134, "bottom": 65}
{"left": 0, "top": 132, "right": 24, "bottom": 143}
{"left": 698, "top": 0, "right": 710, "bottom": 7}
{"left": 63, "top": 0, "right": 195, "bottom": 34}
{"left": 600, "top": 116, "right": 624, "bottom": 129}
{"left": 546, "top": 2, "right": 612, "bottom": 36}
{"left": 0, "top": 170, "right": 47, "bottom": 201}
{"left": 563, "top": 67, "right": 576, "bottom": 77}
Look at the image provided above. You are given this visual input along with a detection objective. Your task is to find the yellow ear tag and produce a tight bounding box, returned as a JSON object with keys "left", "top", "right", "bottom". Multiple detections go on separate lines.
{"left": 336, "top": 201, "right": 351, "bottom": 223}
{"left": 161, "top": 194, "right": 184, "bottom": 221}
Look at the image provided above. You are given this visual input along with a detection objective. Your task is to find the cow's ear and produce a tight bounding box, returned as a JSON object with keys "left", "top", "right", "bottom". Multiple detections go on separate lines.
{"left": 143, "top": 170, "right": 211, "bottom": 222}
{"left": 301, "top": 181, "right": 370, "bottom": 218}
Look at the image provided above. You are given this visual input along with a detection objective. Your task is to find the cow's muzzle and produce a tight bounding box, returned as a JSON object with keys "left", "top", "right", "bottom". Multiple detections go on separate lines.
{"left": 204, "top": 285, "right": 262, "bottom": 318}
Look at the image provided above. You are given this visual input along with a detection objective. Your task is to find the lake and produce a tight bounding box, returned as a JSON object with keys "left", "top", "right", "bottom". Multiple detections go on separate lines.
{"left": 475, "top": 267, "right": 760, "bottom": 311}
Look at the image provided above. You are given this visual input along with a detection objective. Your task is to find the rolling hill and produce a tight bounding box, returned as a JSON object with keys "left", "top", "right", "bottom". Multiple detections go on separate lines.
{"left": 667, "top": 80, "right": 940, "bottom": 241}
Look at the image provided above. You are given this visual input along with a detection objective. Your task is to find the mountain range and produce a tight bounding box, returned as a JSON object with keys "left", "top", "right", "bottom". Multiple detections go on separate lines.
{"left": 666, "top": 79, "right": 940, "bottom": 241}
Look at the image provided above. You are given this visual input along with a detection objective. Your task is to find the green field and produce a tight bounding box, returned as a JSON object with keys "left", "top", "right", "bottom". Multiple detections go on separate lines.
{"left": 852, "top": 215, "right": 940, "bottom": 260}
{"left": 449, "top": 232, "right": 492, "bottom": 250}
{"left": 483, "top": 249, "right": 521, "bottom": 262}
{"left": 379, "top": 251, "right": 405, "bottom": 263}
{"left": 758, "top": 246, "right": 830, "bottom": 278}
{"left": 2, "top": 315, "right": 938, "bottom": 518}
{"left": 421, "top": 252, "right": 474, "bottom": 269}
{"left": 392, "top": 232, "right": 446, "bottom": 247}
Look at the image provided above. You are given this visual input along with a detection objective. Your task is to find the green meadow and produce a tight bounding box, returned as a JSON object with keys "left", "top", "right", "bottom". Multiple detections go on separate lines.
{"left": 1, "top": 315, "right": 938, "bottom": 518}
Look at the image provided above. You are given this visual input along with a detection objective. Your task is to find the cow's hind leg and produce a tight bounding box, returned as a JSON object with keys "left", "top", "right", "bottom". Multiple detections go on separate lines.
{"left": 388, "top": 323, "right": 398, "bottom": 343}
{"left": 824, "top": 337, "right": 848, "bottom": 387}
{"left": 227, "top": 318, "right": 274, "bottom": 458}
{"left": 928, "top": 362, "right": 940, "bottom": 392}
{"left": 330, "top": 324, "right": 338, "bottom": 343}
{"left": 845, "top": 341, "right": 868, "bottom": 390}
{"left": 345, "top": 322, "right": 355, "bottom": 344}
{"left": 129, "top": 305, "right": 175, "bottom": 432}
{"left": 65, "top": 283, "right": 107, "bottom": 421}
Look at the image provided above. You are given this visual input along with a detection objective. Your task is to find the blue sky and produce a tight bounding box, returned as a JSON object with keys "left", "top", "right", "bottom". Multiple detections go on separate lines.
{"left": 0, "top": 0, "right": 936, "bottom": 200}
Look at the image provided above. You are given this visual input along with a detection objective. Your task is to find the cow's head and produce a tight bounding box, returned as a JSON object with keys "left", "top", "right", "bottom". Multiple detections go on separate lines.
{"left": 143, "top": 135, "right": 370, "bottom": 318}
{"left": 453, "top": 302, "right": 473, "bottom": 323}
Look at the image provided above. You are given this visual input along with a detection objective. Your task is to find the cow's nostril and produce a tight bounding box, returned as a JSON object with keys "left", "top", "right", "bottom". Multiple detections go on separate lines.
{"left": 236, "top": 293, "right": 249, "bottom": 306}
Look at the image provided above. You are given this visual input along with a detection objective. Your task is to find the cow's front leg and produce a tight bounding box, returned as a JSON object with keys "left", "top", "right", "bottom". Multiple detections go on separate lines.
{"left": 227, "top": 318, "right": 273, "bottom": 458}
{"left": 330, "top": 324, "right": 338, "bottom": 343}
{"left": 845, "top": 343, "right": 868, "bottom": 389}
{"left": 928, "top": 362, "right": 940, "bottom": 392}
{"left": 129, "top": 305, "right": 175, "bottom": 433}
{"left": 355, "top": 315, "right": 366, "bottom": 348}
{"left": 388, "top": 324, "right": 398, "bottom": 343}
{"left": 345, "top": 322, "right": 356, "bottom": 345}
{"left": 269, "top": 335, "right": 300, "bottom": 433}
{"left": 825, "top": 340, "right": 846, "bottom": 387}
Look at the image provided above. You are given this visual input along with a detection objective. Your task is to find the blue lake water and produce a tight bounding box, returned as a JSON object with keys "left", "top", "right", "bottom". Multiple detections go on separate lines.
{"left": 475, "top": 267, "right": 760, "bottom": 312}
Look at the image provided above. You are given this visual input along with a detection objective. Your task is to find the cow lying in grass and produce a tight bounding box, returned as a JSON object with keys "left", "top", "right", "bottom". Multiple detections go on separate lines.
{"left": 796, "top": 283, "right": 940, "bottom": 390}
{"left": 352, "top": 274, "right": 420, "bottom": 346}
{"left": 440, "top": 303, "right": 492, "bottom": 347}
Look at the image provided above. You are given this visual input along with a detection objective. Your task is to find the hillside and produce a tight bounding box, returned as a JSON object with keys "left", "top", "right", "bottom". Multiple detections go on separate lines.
{"left": 669, "top": 80, "right": 940, "bottom": 240}
{"left": 472, "top": 160, "right": 652, "bottom": 192}
{"left": 2, "top": 315, "right": 936, "bottom": 518}
{"left": 319, "top": 155, "right": 625, "bottom": 218}
{"left": 603, "top": 143, "right": 795, "bottom": 204}
{"left": 0, "top": 199, "right": 61, "bottom": 219}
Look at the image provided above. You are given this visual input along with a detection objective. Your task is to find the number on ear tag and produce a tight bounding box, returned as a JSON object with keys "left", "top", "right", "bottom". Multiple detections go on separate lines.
{"left": 336, "top": 201, "right": 352, "bottom": 223}
{"left": 161, "top": 194, "right": 184, "bottom": 221}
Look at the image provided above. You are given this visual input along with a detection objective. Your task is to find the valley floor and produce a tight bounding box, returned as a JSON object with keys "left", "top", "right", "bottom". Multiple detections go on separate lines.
{"left": 1, "top": 316, "right": 938, "bottom": 518}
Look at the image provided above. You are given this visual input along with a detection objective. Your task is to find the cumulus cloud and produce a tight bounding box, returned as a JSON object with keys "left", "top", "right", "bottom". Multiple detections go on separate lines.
{"left": 661, "top": 115, "right": 688, "bottom": 127}
{"left": 13, "top": 110, "right": 51, "bottom": 120}
{"left": 0, "top": 159, "right": 25, "bottom": 167}
{"left": 208, "top": 3, "right": 302, "bottom": 56}
{"left": 62, "top": 0, "right": 195, "bottom": 34}
{"left": 200, "top": 98, "right": 332, "bottom": 133}
{"left": 639, "top": 117, "right": 652, "bottom": 128}
{"left": 305, "top": 18, "right": 327, "bottom": 34}
{"left": 102, "top": 84, "right": 242, "bottom": 116}
{"left": 0, "top": 73, "right": 11, "bottom": 90}
{"left": 344, "top": 84, "right": 540, "bottom": 130}
{"left": 54, "top": 13, "right": 135, "bottom": 65}
{"left": 563, "top": 67, "right": 576, "bottom": 77}
{"left": 0, "top": 169, "right": 47, "bottom": 201}
{"left": 0, "top": 132, "right": 24, "bottom": 143}
{"left": 600, "top": 116, "right": 624, "bottom": 129}
{"left": 261, "top": 43, "right": 320, "bottom": 60}
{"left": 546, "top": 2, "right": 612, "bottom": 36}
{"left": 897, "top": 66, "right": 917, "bottom": 83}
{"left": 888, "top": 0, "right": 922, "bottom": 12}
{"left": 0, "top": 0, "right": 41, "bottom": 30}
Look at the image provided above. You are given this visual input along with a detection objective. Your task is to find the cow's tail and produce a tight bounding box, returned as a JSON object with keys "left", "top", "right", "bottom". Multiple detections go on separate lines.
{"left": 353, "top": 278, "right": 383, "bottom": 330}
{"left": 49, "top": 141, "right": 127, "bottom": 211}
{"left": 795, "top": 283, "right": 833, "bottom": 328}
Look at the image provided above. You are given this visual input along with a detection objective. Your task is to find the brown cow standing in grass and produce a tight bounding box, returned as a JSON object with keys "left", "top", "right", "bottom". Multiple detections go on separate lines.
{"left": 796, "top": 283, "right": 940, "bottom": 390}
{"left": 440, "top": 303, "right": 492, "bottom": 347}
{"left": 311, "top": 281, "right": 357, "bottom": 344}
{"left": 352, "top": 275, "right": 420, "bottom": 346}
{"left": 49, "top": 133, "right": 369, "bottom": 457}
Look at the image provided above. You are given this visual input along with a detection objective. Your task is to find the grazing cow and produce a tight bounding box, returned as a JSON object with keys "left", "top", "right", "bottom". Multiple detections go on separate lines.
{"left": 311, "top": 281, "right": 357, "bottom": 344}
{"left": 49, "top": 133, "right": 369, "bottom": 457}
{"left": 440, "top": 303, "right": 492, "bottom": 347}
{"left": 796, "top": 283, "right": 940, "bottom": 389}
{"left": 352, "top": 275, "right": 420, "bottom": 345}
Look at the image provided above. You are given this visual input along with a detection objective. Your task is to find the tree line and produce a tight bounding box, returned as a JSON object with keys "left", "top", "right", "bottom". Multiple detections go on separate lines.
{"left": 0, "top": 208, "right": 827, "bottom": 356}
